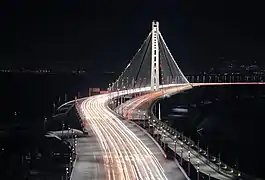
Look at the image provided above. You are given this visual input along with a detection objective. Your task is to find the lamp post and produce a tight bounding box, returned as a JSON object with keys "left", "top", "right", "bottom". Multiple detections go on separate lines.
{"left": 180, "top": 146, "right": 183, "bottom": 165}
{"left": 143, "top": 113, "right": 146, "bottom": 128}
{"left": 68, "top": 127, "right": 70, "bottom": 139}
{"left": 72, "top": 129, "right": 74, "bottom": 145}
{"left": 160, "top": 134, "right": 163, "bottom": 147}
{"left": 148, "top": 119, "right": 151, "bottom": 133}
{"left": 197, "top": 161, "right": 200, "bottom": 180}
{"left": 43, "top": 117, "right": 47, "bottom": 132}
{"left": 151, "top": 120, "right": 155, "bottom": 136}
{"left": 62, "top": 123, "right": 65, "bottom": 138}
{"left": 138, "top": 110, "right": 141, "bottom": 120}
{"left": 65, "top": 93, "right": 67, "bottom": 102}
{"left": 207, "top": 146, "right": 209, "bottom": 163}
{"left": 174, "top": 140, "right": 177, "bottom": 159}
{"left": 163, "top": 132, "right": 166, "bottom": 152}
{"left": 188, "top": 150, "right": 191, "bottom": 176}
{"left": 53, "top": 102, "right": 56, "bottom": 114}
{"left": 197, "top": 140, "right": 200, "bottom": 156}
{"left": 108, "top": 83, "right": 111, "bottom": 103}
{"left": 218, "top": 153, "right": 221, "bottom": 171}
{"left": 65, "top": 167, "right": 69, "bottom": 180}
{"left": 157, "top": 127, "right": 161, "bottom": 142}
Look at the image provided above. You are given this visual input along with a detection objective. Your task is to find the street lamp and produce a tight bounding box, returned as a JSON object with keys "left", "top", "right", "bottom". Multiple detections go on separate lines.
{"left": 197, "top": 140, "right": 200, "bottom": 156}
{"left": 152, "top": 119, "right": 155, "bottom": 135}
{"left": 62, "top": 123, "right": 65, "bottom": 138}
{"left": 43, "top": 117, "right": 47, "bottom": 132}
{"left": 174, "top": 140, "right": 177, "bottom": 159}
{"left": 138, "top": 110, "right": 141, "bottom": 120}
{"left": 218, "top": 153, "right": 221, "bottom": 171}
{"left": 207, "top": 146, "right": 209, "bottom": 163}
{"left": 143, "top": 112, "right": 146, "bottom": 128}
{"left": 66, "top": 167, "right": 69, "bottom": 180}
{"left": 148, "top": 119, "right": 151, "bottom": 132}
{"left": 197, "top": 161, "right": 200, "bottom": 180}
{"left": 188, "top": 150, "right": 191, "bottom": 176}
{"left": 68, "top": 127, "right": 70, "bottom": 139}
{"left": 163, "top": 133, "right": 166, "bottom": 152}
{"left": 180, "top": 147, "right": 183, "bottom": 165}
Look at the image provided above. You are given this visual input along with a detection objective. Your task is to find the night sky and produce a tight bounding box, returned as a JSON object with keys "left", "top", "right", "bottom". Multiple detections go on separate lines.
{"left": 1, "top": 1, "right": 264, "bottom": 73}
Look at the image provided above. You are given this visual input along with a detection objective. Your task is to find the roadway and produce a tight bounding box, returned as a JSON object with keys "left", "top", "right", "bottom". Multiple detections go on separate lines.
{"left": 116, "top": 85, "right": 192, "bottom": 119}
{"left": 79, "top": 92, "right": 188, "bottom": 180}
{"left": 68, "top": 82, "right": 258, "bottom": 180}
{"left": 116, "top": 84, "right": 234, "bottom": 179}
{"left": 70, "top": 134, "right": 106, "bottom": 180}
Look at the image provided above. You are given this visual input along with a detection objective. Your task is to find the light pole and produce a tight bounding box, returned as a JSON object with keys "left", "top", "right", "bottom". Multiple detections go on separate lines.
{"left": 148, "top": 119, "right": 151, "bottom": 133}
{"left": 68, "top": 127, "right": 70, "bottom": 139}
{"left": 65, "top": 167, "right": 69, "bottom": 180}
{"left": 62, "top": 123, "right": 65, "bottom": 138}
{"left": 72, "top": 129, "right": 74, "bottom": 144}
{"left": 218, "top": 153, "right": 221, "bottom": 171}
{"left": 188, "top": 150, "right": 191, "bottom": 176}
{"left": 160, "top": 134, "right": 163, "bottom": 147}
{"left": 197, "top": 140, "right": 200, "bottom": 156}
{"left": 143, "top": 113, "right": 146, "bottom": 128}
{"left": 163, "top": 132, "right": 166, "bottom": 152}
{"left": 180, "top": 146, "right": 183, "bottom": 165}
{"left": 197, "top": 161, "right": 200, "bottom": 180}
{"left": 207, "top": 146, "right": 209, "bottom": 163}
{"left": 43, "top": 117, "right": 47, "bottom": 132}
{"left": 181, "top": 132, "right": 184, "bottom": 142}
{"left": 152, "top": 120, "right": 155, "bottom": 135}
{"left": 158, "top": 103, "right": 161, "bottom": 120}
{"left": 174, "top": 140, "right": 177, "bottom": 159}
{"left": 53, "top": 102, "right": 56, "bottom": 114}
{"left": 108, "top": 83, "right": 111, "bottom": 103}
{"left": 156, "top": 127, "right": 160, "bottom": 142}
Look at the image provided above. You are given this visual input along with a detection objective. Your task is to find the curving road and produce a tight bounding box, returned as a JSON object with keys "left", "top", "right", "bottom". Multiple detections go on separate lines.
{"left": 117, "top": 85, "right": 192, "bottom": 119}
{"left": 77, "top": 83, "right": 257, "bottom": 180}
{"left": 116, "top": 84, "right": 236, "bottom": 180}
{"left": 79, "top": 94, "right": 171, "bottom": 180}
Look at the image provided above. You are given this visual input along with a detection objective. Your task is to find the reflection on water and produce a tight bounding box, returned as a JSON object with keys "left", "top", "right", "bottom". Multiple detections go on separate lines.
{"left": 159, "top": 85, "right": 265, "bottom": 179}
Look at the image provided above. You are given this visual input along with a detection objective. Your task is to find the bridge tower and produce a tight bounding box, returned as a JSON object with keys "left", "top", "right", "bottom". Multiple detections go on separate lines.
{"left": 150, "top": 21, "right": 160, "bottom": 91}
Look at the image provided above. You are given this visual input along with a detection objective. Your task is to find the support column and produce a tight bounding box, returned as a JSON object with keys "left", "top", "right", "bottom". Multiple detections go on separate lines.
{"left": 158, "top": 103, "right": 161, "bottom": 120}
{"left": 151, "top": 21, "right": 160, "bottom": 91}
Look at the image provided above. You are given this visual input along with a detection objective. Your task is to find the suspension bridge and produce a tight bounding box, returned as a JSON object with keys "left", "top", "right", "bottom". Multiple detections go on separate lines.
{"left": 58, "top": 21, "right": 262, "bottom": 180}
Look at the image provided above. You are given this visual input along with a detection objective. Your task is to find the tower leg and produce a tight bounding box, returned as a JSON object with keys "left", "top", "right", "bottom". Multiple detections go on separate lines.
{"left": 151, "top": 21, "right": 160, "bottom": 91}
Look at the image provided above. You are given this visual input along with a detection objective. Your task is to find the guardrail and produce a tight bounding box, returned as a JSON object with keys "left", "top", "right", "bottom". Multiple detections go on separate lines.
{"left": 148, "top": 100, "right": 254, "bottom": 180}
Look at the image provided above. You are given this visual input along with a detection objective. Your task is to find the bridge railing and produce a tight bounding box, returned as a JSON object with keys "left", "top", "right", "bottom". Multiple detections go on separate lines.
{"left": 149, "top": 114, "right": 248, "bottom": 179}
{"left": 145, "top": 94, "right": 250, "bottom": 179}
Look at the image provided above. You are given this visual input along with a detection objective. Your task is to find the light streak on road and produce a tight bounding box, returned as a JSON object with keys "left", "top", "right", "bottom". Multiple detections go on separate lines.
{"left": 79, "top": 93, "right": 168, "bottom": 180}
{"left": 76, "top": 82, "right": 255, "bottom": 180}
{"left": 118, "top": 85, "right": 192, "bottom": 119}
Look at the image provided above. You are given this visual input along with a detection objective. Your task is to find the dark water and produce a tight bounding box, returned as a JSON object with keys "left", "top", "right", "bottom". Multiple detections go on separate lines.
{"left": 2, "top": 73, "right": 264, "bottom": 178}
{"left": 159, "top": 85, "right": 265, "bottom": 179}
{"left": 0, "top": 72, "right": 110, "bottom": 124}
{"left": 0, "top": 72, "right": 105, "bottom": 179}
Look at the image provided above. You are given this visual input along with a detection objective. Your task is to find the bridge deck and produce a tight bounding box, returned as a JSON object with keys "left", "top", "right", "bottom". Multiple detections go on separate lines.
{"left": 71, "top": 130, "right": 106, "bottom": 180}
{"left": 122, "top": 120, "right": 187, "bottom": 180}
{"left": 117, "top": 86, "right": 233, "bottom": 180}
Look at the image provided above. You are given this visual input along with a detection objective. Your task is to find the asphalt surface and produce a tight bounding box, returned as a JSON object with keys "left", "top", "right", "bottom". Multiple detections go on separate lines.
{"left": 77, "top": 86, "right": 192, "bottom": 180}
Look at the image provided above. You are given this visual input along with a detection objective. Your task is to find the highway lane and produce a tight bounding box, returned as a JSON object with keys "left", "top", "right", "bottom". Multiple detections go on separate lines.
{"left": 67, "top": 83, "right": 261, "bottom": 180}
{"left": 118, "top": 85, "right": 233, "bottom": 179}
{"left": 79, "top": 94, "right": 170, "bottom": 180}
{"left": 117, "top": 85, "right": 192, "bottom": 119}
